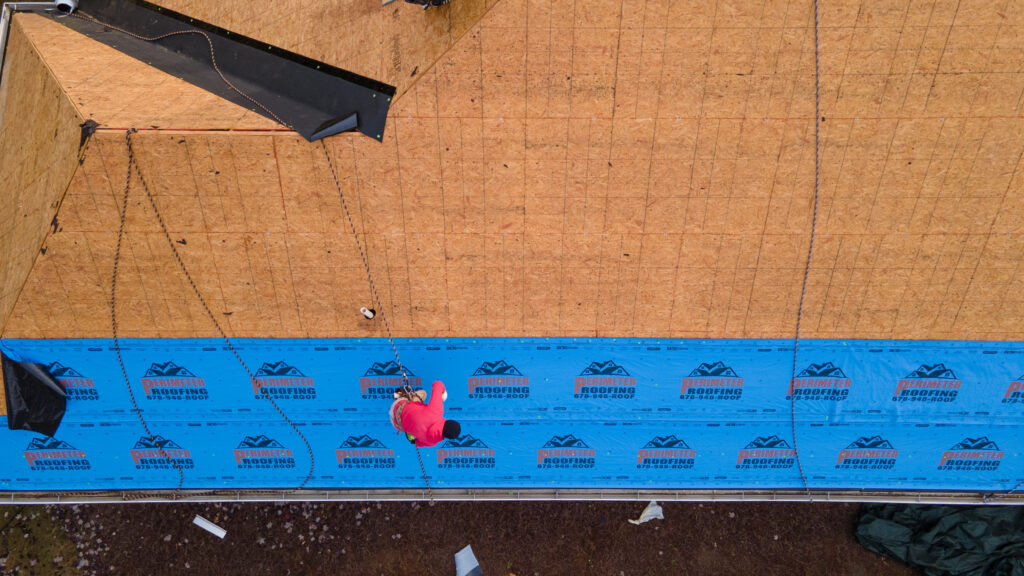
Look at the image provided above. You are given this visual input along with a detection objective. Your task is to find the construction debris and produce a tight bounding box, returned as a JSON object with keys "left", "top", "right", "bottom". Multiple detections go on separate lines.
{"left": 192, "top": 515, "right": 226, "bottom": 539}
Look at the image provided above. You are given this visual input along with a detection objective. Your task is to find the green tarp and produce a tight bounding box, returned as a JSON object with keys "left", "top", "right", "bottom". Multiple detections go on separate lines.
{"left": 857, "top": 504, "right": 1024, "bottom": 576}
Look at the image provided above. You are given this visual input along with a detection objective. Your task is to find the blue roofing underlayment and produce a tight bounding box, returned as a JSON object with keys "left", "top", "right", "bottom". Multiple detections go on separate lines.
{"left": 0, "top": 337, "right": 1022, "bottom": 493}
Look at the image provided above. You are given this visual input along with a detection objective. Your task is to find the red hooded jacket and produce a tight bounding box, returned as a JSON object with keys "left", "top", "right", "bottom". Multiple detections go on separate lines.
{"left": 400, "top": 380, "right": 448, "bottom": 448}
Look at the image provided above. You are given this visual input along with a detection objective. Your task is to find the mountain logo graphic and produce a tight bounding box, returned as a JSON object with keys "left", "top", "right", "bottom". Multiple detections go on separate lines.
{"left": 788, "top": 362, "right": 852, "bottom": 400}
{"left": 543, "top": 435, "right": 590, "bottom": 448}
{"left": 47, "top": 362, "right": 84, "bottom": 378}
{"left": 364, "top": 361, "right": 413, "bottom": 377}
{"left": 745, "top": 435, "right": 790, "bottom": 449}
{"left": 468, "top": 361, "right": 530, "bottom": 397}
{"left": 736, "top": 435, "right": 795, "bottom": 469}
{"left": 337, "top": 435, "right": 395, "bottom": 468}
{"left": 538, "top": 435, "right": 595, "bottom": 468}
{"left": 906, "top": 364, "right": 957, "bottom": 379}
{"left": 252, "top": 361, "right": 315, "bottom": 397}
{"left": 133, "top": 435, "right": 182, "bottom": 450}
{"left": 689, "top": 362, "right": 737, "bottom": 377}
{"left": 130, "top": 436, "right": 192, "bottom": 468}
{"left": 340, "top": 435, "right": 386, "bottom": 449}
{"left": 235, "top": 435, "right": 294, "bottom": 468}
{"left": 360, "top": 361, "right": 422, "bottom": 397}
{"left": 836, "top": 436, "right": 898, "bottom": 469}
{"left": 24, "top": 437, "right": 88, "bottom": 469}
{"left": 46, "top": 361, "right": 97, "bottom": 397}
{"left": 574, "top": 361, "right": 636, "bottom": 397}
{"left": 643, "top": 436, "right": 691, "bottom": 449}
{"left": 27, "top": 437, "right": 74, "bottom": 450}
{"left": 145, "top": 362, "right": 196, "bottom": 377}
{"left": 846, "top": 436, "right": 894, "bottom": 450}
{"left": 473, "top": 361, "right": 522, "bottom": 376}
{"left": 437, "top": 435, "right": 496, "bottom": 468}
{"left": 238, "top": 435, "right": 283, "bottom": 449}
{"left": 894, "top": 364, "right": 962, "bottom": 403}
{"left": 951, "top": 437, "right": 999, "bottom": 451}
{"left": 637, "top": 436, "right": 696, "bottom": 469}
{"left": 442, "top": 435, "right": 489, "bottom": 449}
{"left": 580, "top": 361, "right": 630, "bottom": 376}
{"left": 256, "top": 362, "right": 305, "bottom": 377}
{"left": 939, "top": 436, "right": 1004, "bottom": 470}
{"left": 140, "top": 361, "right": 207, "bottom": 398}
{"left": 681, "top": 361, "right": 744, "bottom": 399}
{"left": 797, "top": 362, "right": 847, "bottom": 378}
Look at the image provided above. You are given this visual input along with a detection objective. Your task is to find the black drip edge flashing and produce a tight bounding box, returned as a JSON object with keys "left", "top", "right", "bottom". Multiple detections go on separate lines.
{"left": 93, "top": 0, "right": 395, "bottom": 98}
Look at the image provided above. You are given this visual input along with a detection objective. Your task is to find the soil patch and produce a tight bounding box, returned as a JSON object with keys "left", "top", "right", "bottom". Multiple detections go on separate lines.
{"left": 0, "top": 501, "right": 922, "bottom": 575}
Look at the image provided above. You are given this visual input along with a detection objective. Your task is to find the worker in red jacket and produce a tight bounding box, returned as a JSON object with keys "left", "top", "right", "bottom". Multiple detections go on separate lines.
{"left": 388, "top": 380, "right": 460, "bottom": 447}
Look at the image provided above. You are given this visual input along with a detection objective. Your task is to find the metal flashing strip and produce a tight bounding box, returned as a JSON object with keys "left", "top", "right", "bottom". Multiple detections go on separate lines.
{"left": 53, "top": 0, "right": 394, "bottom": 141}
{"left": 2, "top": 489, "right": 1022, "bottom": 506}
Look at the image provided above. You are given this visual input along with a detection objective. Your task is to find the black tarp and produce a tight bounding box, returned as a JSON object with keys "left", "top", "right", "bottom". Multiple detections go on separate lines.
{"left": 857, "top": 504, "right": 1024, "bottom": 576}
{"left": 2, "top": 353, "right": 66, "bottom": 437}
{"left": 54, "top": 0, "right": 395, "bottom": 142}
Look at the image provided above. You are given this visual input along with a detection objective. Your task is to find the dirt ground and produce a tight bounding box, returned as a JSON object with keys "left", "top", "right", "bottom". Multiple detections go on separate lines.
{"left": 0, "top": 501, "right": 921, "bottom": 575}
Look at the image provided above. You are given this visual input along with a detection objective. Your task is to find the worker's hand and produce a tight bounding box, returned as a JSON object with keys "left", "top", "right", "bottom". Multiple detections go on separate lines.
{"left": 442, "top": 390, "right": 448, "bottom": 402}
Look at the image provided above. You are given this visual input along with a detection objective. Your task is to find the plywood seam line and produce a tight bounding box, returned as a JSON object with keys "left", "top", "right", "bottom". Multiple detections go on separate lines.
{"left": 92, "top": 127, "right": 295, "bottom": 134}
{"left": 391, "top": 0, "right": 504, "bottom": 104}
{"left": 789, "top": 0, "right": 821, "bottom": 501}
{"left": 70, "top": 11, "right": 289, "bottom": 128}
{"left": 114, "top": 130, "right": 316, "bottom": 492}
{"left": 319, "top": 139, "right": 434, "bottom": 502}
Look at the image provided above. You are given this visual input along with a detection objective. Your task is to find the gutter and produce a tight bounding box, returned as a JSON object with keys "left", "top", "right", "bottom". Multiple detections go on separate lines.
{"left": 2, "top": 489, "right": 1023, "bottom": 506}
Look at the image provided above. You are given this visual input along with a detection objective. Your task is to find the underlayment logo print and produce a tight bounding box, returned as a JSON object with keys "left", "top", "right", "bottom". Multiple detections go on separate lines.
{"left": 336, "top": 435, "right": 395, "bottom": 469}
{"left": 574, "top": 361, "right": 636, "bottom": 399}
{"left": 234, "top": 435, "right": 295, "bottom": 469}
{"left": 680, "top": 361, "right": 744, "bottom": 400}
{"left": 1003, "top": 375, "right": 1024, "bottom": 405}
{"left": 130, "top": 435, "right": 194, "bottom": 470}
{"left": 47, "top": 362, "right": 98, "bottom": 401}
{"left": 252, "top": 361, "right": 315, "bottom": 400}
{"left": 437, "top": 435, "right": 496, "bottom": 469}
{"left": 537, "top": 435, "right": 596, "bottom": 469}
{"left": 892, "top": 364, "right": 961, "bottom": 403}
{"left": 140, "top": 361, "right": 208, "bottom": 401}
{"left": 360, "top": 361, "right": 423, "bottom": 400}
{"left": 468, "top": 360, "right": 530, "bottom": 399}
{"left": 938, "top": 437, "right": 1004, "bottom": 471}
{"left": 23, "top": 437, "right": 90, "bottom": 471}
{"left": 637, "top": 436, "right": 696, "bottom": 469}
{"left": 835, "top": 436, "right": 898, "bottom": 470}
{"left": 736, "top": 435, "right": 795, "bottom": 470}
{"left": 788, "top": 362, "right": 852, "bottom": 401}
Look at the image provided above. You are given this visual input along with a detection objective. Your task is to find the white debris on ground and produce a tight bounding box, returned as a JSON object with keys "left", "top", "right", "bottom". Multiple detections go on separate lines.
{"left": 628, "top": 501, "right": 664, "bottom": 525}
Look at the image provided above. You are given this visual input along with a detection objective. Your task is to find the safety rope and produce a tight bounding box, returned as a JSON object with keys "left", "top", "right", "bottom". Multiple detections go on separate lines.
{"left": 789, "top": 0, "right": 822, "bottom": 500}
{"left": 71, "top": 12, "right": 288, "bottom": 128}
{"left": 319, "top": 140, "right": 434, "bottom": 502}
{"left": 114, "top": 130, "right": 316, "bottom": 492}
{"left": 110, "top": 132, "right": 186, "bottom": 496}
{"left": 983, "top": 479, "right": 1024, "bottom": 502}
